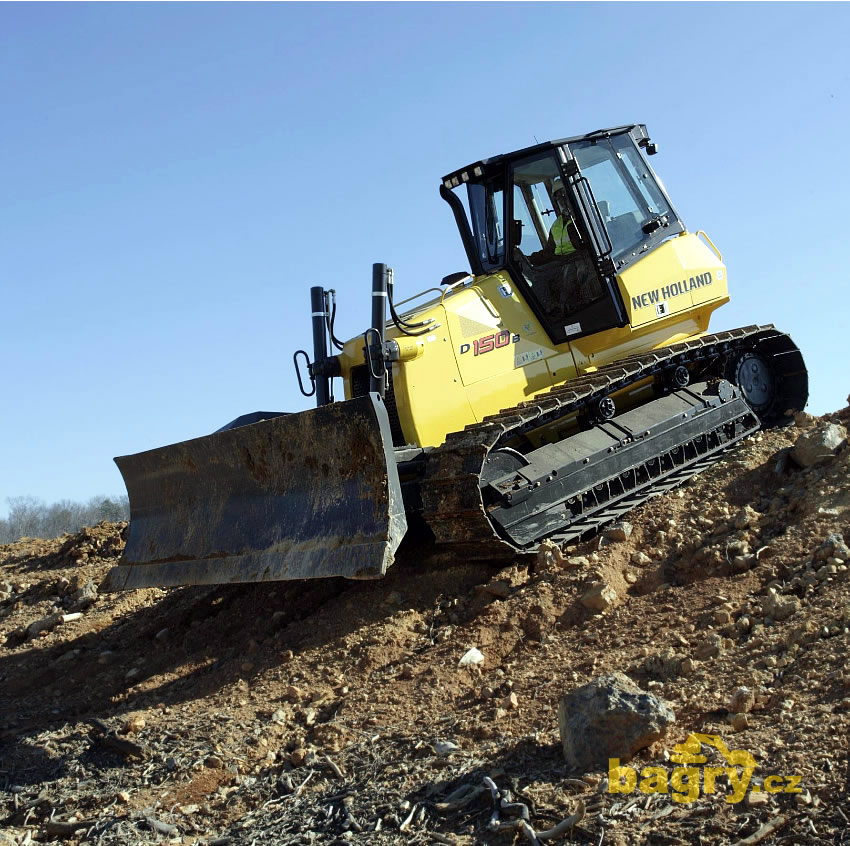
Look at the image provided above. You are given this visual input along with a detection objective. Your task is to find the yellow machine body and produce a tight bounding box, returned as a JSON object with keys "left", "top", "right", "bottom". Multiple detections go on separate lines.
{"left": 338, "top": 231, "right": 728, "bottom": 449}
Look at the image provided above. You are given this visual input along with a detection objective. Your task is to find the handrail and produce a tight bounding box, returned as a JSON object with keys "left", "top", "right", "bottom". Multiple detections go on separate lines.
{"left": 695, "top": 230, "right": 722, "bottom": 262}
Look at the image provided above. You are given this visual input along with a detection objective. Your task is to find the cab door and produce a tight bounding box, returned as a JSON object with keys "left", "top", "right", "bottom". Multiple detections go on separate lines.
{"left": 507, "top": 151, "right": 626, "bottom": 347}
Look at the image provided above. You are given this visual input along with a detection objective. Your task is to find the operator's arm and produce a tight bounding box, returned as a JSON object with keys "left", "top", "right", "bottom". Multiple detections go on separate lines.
{"left": 529, "top": 229, "right": 556, "bottom": 265}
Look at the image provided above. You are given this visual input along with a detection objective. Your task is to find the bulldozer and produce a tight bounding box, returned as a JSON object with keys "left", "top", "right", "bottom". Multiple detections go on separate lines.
{"left": 105, "top": 124, "right": 808, "bottom": 591}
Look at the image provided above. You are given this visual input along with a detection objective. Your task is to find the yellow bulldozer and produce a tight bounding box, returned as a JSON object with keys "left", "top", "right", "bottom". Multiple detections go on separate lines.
{"left": 105, "top": 124, "right": 807, "bottom": 590}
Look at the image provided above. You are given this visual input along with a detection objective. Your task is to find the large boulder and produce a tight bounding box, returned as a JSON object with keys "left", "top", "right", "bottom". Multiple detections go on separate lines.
{"left": 557, "top": 672, "right": 675, "bottom": 771}
{"left": 792, "top": 423, "right": 847, "bottom": 468}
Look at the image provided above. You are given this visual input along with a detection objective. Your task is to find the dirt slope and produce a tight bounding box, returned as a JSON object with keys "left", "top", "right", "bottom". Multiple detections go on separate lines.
{"left": 1, "top": 407, "right": 849, "bottom": 845}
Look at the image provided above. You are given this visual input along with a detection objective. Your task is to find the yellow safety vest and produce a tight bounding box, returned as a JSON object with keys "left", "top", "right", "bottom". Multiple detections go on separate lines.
{"left": 551, "top": 217, "right": 576, "bottom": 256}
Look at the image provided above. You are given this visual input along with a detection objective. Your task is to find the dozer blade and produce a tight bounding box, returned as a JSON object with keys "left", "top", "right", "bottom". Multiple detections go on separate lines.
{"left": 104, "top": 394, "right": 407, "bottom": 590}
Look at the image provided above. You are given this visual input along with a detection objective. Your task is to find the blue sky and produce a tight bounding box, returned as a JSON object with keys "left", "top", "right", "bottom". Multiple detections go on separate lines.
{"left": 1, "top": 2, "right": 848, "bottom": 513}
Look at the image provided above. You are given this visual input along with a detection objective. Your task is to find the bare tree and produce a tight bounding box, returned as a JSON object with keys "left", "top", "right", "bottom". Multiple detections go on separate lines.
{"left": 0, "top": 495, "right": 130, "bottom": 544}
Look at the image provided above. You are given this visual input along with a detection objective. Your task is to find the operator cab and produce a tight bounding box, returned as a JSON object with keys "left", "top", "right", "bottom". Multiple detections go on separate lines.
{"left": 441, "top": 124, "right": 685, "bottom": 345}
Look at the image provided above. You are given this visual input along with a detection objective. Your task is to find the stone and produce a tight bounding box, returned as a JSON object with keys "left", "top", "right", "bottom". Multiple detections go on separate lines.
{"left": 729, "top": 686, "right": 755, "bottom": 714}
{"left": 734, "top": 506, "right": 760, "bottom": 530}
{"left": 566, "top": 556, "right": 590, "bottom": 567}
{"left": 630, "top": 551, "right": 652, "bottom": 566}
{"left": 284, "top": 685, "right": 303, "bottom": 703}
{"left": 581, "top": 583, "right": 617, "bottom": 613}
{"left": 289, "top": 748, "right": 307, "bottom": 767}
{"left": 458, "top": 647, "right": 484, "bottom": 667}
{"left": 745, "top": 791, "right": 769, "bottom": 809}
{"left": 604, "top": 522, "right": 633, "bottom": 542}
{"left": 434, "top": 740, "right": 459, "bottom": 757}
{"left": 679, "top": 658, "right": 697, "bottom": 677}
{"left": 205, "top": 755, "right": 224, "bottom": 769}
{"left": 713, "top": 610, "right": 732, "bottom": 625}
{"left": 558, "top": 672, "right": 675, "bottom": 770}
{"left": 815, "top": 533, "right": 850, "bottom": 562}
{"left": 762, "top": 589, "right": 801, "bottom": 622}
{"left": 731, "top": 713, "right": 749, "bottom": 732}
{"left": 644, "top": 648, "right": 682, "bottom": 680}
{"left": 791, "top": 423, "right": 847, "bottom": 468}
{"left": 122, "top": 715, "right": 146, "bottom": 734}
{"left": 794, "top": 789, "right": 812, "bottom": 806}
{"left": 694, "top": 633, "right": 723, "bottom": 661}
{"left": 536, "top": 539, "right": 566, "bottom": 569}
{"left": 482, "top": 580, "right": 511, "bottom": 599}
{"left": 503, "top": 692, "right": 519, "bottom": 710}
{"left": 25, "top": 611, "right": 63, "bottom": 639}
{"left": 735, "top": 616, "right": 752, "bottom": 636}
{"left": 69, "top": 580, "right": 97, "bottom": 610}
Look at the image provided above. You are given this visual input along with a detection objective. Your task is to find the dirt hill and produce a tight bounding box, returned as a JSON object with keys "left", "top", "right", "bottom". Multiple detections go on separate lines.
{"left": 1, "top": 406, "right": 849, "bottom": 845}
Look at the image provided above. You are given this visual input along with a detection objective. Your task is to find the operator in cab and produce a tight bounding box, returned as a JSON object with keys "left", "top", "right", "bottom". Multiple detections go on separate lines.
{"left": 529, "top": 182, "right": 580, "bottom": 267}
{"left": 519, "top": 179, "right": 600, "bottom": 319}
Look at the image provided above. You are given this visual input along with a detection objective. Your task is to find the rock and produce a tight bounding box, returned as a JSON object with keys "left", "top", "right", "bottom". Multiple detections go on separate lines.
{"left": 558, "top": 673, "right": 675, "bottom": 770}
{"left": 694, "top": 633, "right": 723, "bottom": 660}
{"left": 762, "top": 589, "right": 801, "bottom": 622}
{"left": 284, "top": 685, "right": 303, "bottom": 703}
{"left": 630, "top": 551, "right": 652, "bottom": 566}
{"left": 458, "top": 647, "right": 484, "bottom": 667}
{"left": 815, "top": 533, "right": 850, "bottom": 562}
{"left": 503, "top": 692, "right": 519, "bottom": 710}
{"left": 735, "top": 616, "right": 752, "bottom": 635}
{"left": 643, "top": 648, "right": 682, "bottom": 680}
{"left": 679, "top": 657, "right": 697, "bottom": 677}
{"left": 581, "top": 582, "right": 617, "bottom": 613}
{"left": 271, "top": 709, "right": 287, "bottom": 725}
{"left": 794, "top": 789, "right": 812, "bottom": 806}
{"left": 480, "top": 685, "right": 495, "bottom": 700}
{"left": 122, "top": 715, "right": 146, "bottom": 734}
{"left": 434, "top": 740, "right": 459, "bottom": 757}
{"left": 482, "top": 580, "right": 511, "bottom": 599}
{"left": 566, "top": 555, "right": 590, "bottom": 568}
{"left": 537, "top": 539, "right": 566, "bottom": 569}
{"left": 205, "top": 755, "right": 224, "bottom": 769}
{"left": 289, "top": 748, "right": 307, "bottom": 767}
{"left": 791, "top": 423, "right": 847, "bottom": 468}
{"left": 734, "top": 505, "right": 760, "bottom": 530}
{"left": 69, "top": 580, "right": 97, "bottom": 610}
{"left": 399, "top": 663, "right": 414, "bottom": 679}
{"left": 731, "top": 713, "right": 749, "bottom": 732}
{"left": 624, "top": 571, "right": 638, "bottom": 584}
{"left": 25, "top": 611, "right": 64, "bottom": 639}
{"left": 744, "top": 791, "right": 769, "bottom": 809}
{"left": 794, "top": 411, "right": 816, "bottom": 429}
{"left": 729, "top": 686, "right": 755, "bottom": 714}
{"left": 604, "top": 522, "right": 633, "bottom": 542}
{"left": 713, "top": 610, "right": 732, "bottom": 625}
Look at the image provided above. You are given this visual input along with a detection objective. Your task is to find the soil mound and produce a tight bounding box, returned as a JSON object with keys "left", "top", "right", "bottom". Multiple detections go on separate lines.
{"left": 2, "top": 407, "right": 849, "bottom": 844}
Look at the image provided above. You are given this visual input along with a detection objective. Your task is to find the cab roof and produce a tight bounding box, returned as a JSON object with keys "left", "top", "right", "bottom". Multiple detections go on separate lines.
{"left": 441, "top": 123, "right": 649, "bottom": 187}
